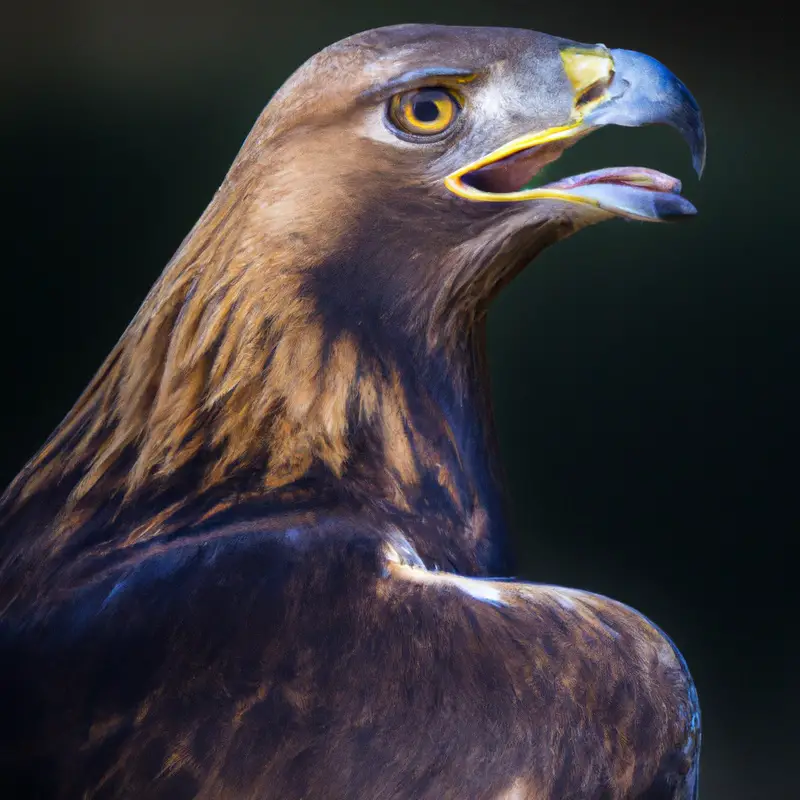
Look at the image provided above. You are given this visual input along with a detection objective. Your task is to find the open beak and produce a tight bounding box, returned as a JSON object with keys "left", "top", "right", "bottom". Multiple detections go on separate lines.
{"left": 444, "top": 47, "right": 706, "bottom": 221}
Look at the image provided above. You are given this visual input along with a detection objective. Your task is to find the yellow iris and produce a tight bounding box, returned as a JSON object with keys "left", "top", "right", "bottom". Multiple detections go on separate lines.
{"left": 389, "top": 88, "right": 460, "bottom": 136}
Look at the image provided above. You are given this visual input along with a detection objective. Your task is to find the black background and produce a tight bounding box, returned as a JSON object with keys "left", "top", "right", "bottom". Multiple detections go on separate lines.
{"left": 1, "top": 2, "right": 796, "bottom": 797}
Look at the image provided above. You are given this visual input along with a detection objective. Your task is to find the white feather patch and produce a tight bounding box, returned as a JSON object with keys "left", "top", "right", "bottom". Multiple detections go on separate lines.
{"left": 383, "top": 531, "right": 508, "bottom": 606}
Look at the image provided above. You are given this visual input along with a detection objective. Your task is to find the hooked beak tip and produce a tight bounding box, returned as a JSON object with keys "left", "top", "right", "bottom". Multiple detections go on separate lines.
{"left": 582, "top": 47, "right": 707, "bottom": 180}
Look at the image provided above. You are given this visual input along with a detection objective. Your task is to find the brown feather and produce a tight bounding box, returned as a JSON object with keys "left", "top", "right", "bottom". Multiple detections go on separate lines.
{"left": 0, "top": 24, "right": 701, "bottom": 800}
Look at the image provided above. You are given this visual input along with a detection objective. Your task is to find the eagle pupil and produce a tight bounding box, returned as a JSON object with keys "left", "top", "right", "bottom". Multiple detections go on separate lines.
{"left": 413, "top": 98, "right": 440, "bottom": 123}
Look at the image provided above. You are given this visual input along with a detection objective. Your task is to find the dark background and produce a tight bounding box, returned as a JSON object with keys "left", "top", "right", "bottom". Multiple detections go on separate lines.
{"left": 1, "top": 2, "right": 795, "bottom": 797}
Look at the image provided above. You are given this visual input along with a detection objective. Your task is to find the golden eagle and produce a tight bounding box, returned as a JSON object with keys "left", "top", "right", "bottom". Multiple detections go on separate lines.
{"left": 0, "top": 24, "right": 706, "bottom": 800}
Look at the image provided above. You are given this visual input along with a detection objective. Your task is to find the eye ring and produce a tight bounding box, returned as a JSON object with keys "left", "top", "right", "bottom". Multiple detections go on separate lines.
{"left": 387, "top": 88, "right": 462, "bottom": 139}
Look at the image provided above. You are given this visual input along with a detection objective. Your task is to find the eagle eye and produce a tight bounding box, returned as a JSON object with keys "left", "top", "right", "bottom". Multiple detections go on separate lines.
{"left": 388, "top": 88, "right": 461, "bottom": 138}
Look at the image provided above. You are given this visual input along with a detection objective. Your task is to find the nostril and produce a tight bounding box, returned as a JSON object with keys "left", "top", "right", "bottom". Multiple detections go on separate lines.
{"left": 561, "top": 48, "right": 615, "bottom": 110}
{"left": 576, "top": 77, "right": 612, "bottom": 108}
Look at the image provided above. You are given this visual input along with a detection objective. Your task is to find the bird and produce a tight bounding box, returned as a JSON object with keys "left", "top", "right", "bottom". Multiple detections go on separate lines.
{"left": 0, "top": 23, "right": 706, "bottom": 800}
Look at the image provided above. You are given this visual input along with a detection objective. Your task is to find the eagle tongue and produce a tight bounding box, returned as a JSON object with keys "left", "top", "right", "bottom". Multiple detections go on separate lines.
{"left": 547, "top": 166, "right": 683, "bottom": 194}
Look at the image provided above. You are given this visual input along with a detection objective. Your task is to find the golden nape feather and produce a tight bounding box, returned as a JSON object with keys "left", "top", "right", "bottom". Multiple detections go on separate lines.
{"left": 0, "top": 24, "right": 705, "bottom": 799}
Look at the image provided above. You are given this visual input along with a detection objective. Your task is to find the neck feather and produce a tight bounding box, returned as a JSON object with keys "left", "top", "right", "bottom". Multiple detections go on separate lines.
{"left": 0, "top": 178, "right": 511, "bottom": 586}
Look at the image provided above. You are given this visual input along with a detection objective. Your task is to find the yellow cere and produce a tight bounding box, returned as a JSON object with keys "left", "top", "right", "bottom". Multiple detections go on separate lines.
{"left": 560, "top": 48, "right": 615, "bottom": 111}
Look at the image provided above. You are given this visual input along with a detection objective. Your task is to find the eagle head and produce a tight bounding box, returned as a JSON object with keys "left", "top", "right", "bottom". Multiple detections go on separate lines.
{"left": 0, "top": 23, "right": 705, "bottom": 589}
{"left": 245, "top": 23, "right": 705, "bottom": 345}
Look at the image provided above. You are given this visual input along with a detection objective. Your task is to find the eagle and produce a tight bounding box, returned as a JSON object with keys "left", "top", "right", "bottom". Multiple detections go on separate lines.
{"left": 0, "top": 23, "right": 706, "bottom": 800}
